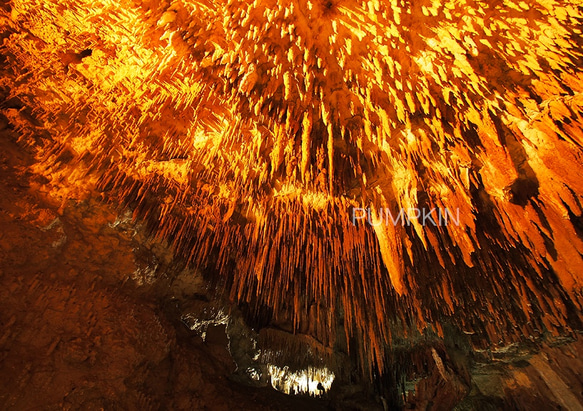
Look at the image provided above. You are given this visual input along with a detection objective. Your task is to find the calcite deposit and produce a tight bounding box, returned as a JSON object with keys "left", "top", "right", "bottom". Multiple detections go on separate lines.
{"left": 1, "top": 0, "right": 583, "bottom": 408}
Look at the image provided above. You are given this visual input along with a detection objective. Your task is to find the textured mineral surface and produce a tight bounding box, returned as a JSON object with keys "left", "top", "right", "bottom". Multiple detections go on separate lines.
{"left": 1, "top": 0, "right": 583, "bottom": 408}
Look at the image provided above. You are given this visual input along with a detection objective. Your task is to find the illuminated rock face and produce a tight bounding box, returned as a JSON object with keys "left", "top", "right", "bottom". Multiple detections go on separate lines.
{"left": 2, "top": 0, "right": 583, "bottom": 397}
{"left": 0, "top": 136, "right": 331, "bottom": 409}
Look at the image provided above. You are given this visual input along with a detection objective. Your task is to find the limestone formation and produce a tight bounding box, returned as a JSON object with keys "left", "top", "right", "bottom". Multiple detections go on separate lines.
{"left": 1, "top": 0, "right": 583, "bottom": 408}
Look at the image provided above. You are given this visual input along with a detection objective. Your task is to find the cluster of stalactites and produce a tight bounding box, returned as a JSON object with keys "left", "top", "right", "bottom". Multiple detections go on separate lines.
{"left": 3, "top": 0, "right": 583, "bottom": 373}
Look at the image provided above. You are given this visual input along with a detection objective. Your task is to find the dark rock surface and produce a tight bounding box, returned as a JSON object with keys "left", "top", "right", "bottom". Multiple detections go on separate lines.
{"left": 0, "top": 130, "right": 328, "bottom": 410}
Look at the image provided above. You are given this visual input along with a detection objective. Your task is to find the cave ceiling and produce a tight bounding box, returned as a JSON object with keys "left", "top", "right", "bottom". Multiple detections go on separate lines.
{"left": 1, "top": 0, "right": 583, "bottom": 377}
